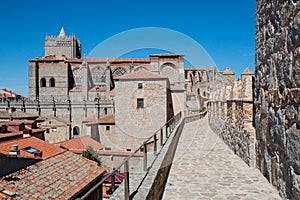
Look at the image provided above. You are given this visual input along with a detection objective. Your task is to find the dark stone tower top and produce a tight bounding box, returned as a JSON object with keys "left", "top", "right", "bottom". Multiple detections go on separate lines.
{"left": 44, "top": 26, "right": 81, "bottom": 59}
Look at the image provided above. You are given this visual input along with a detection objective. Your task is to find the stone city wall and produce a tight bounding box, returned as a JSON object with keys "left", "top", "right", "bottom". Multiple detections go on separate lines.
{"left": 208, "top": 68, "right": 256, "bottom": 167}
{"left": 255, "top": 0, "right": 300, "bottom": 198}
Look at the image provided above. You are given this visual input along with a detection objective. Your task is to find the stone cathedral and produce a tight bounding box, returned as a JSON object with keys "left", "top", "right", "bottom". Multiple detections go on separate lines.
{"left": 23, "top": 27, "right": 217, "bottom": 150}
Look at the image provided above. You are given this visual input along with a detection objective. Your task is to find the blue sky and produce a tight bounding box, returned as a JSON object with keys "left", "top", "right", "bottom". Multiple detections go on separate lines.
{"left": 0, "top": 0, "right": 255, "bottom": 96}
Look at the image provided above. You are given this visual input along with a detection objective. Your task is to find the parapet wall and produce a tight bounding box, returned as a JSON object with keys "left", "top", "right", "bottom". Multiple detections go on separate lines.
{"left": 208, "top": 68, "right": 256, "bottom": 167}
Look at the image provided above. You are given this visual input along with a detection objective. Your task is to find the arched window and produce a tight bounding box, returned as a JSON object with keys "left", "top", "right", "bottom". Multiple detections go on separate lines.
{"left": 40, "top": 78, "right": 46, "bottom": 87}
{"left": 73, "top": 126, "right": 80, "bottom": 136}
{"left": 49, "top": 77, "right": 55, "bottom": 87}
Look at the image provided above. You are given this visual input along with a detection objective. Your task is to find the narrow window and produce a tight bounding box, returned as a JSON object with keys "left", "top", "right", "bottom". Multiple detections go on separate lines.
{"left": 40, "top": 78, "right": 46, "bottom": 87}
{"left": 106, "top": 126, "right": 110, "bottom": 131}
{"left": 138, "top": 83, "right": 143, "bottom": 89}
{"left": 73, "top": 126, "right": 80, "bottom": 135}
{"left": 49, "top": 77, "right": 55, "bottom": 87}
{"left": 104, "top": 108, "right": 108, "bottom": 115}
{"left": 137, "top": 98, "right": 144, "bottom": 108}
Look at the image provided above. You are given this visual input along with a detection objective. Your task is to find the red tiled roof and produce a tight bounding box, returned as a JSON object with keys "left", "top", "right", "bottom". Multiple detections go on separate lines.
{"left": 89, "top": 85, "right": 106, "bottom": 92}
{"left": 114, "top": 69, "right": 168, "bottom": 81}
{"left": 65, "top": 58, "right": 150, "bottom": 63}
{"left": 150, "top": 53, "right": 184, "bottom": 57}
{"left": 170, "top": 85, "right": 186, "bottom": 91}
{"left": 0, "top": 151, "right": 106, "bottom": 199}
{"left": 0, "top": 137, "right": 64, "bottom": 159}
{"left": 55, "top": 136, "right": 105, "bottom": 154}
{"left": 69, "top": 85, "right": 82, "bottom": 92}
{"left": 99, "top": 114, "right": 115, "bottom": 125}
{"left": 0, "top": 88, "right": 22, "bottom": 98}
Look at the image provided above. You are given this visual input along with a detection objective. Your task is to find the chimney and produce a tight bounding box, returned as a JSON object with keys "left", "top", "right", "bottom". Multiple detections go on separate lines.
{"left": 9, "top": 145, "right": 20, "bottom": 155}
{"left": 34, "top": 151, "right": 43, "bottom": 158}
{"left": 23, "top": 130, "right": 32, "bottom": 138}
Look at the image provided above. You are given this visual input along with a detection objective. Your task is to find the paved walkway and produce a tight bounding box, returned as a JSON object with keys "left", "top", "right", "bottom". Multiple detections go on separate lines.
{"left": 163, "top": 117, "right": 281, "bottom": 200}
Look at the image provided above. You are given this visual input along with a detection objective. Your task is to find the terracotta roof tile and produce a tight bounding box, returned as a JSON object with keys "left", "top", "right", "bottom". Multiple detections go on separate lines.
{"left": 114, "top": 69, "right": 168, "bottom": 81}
{"left": 55, "top": 136, "right": 105, "bottom": 153}
{"left": 99, "top": 114, "right": 115, "bottom": 125}
{"left": 65, "top": 58, "right": 150, "bottom": 63}
{"left": 0, "top": 151, "right": 106, "bottom": 199}
{"left": 0, "top": 137, "right": 64, "bottom": 159}
{"left": 150, "top": 53, "right": 184, "bottom": 57}
{"left": 170, "top": 85, "right": 186, "bottom": 91}
{"left": 89, "top": 85, "right": 106, "bottom": 92}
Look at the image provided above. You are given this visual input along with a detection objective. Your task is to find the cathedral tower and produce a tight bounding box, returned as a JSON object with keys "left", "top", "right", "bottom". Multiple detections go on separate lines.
{"left": 44, "top": 26, "right": 81, "bottom": 58}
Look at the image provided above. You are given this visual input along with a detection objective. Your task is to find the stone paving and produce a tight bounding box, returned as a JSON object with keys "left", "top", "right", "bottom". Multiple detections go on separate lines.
{"left": 163, "top": 117, "right": 282, "bottom": 200}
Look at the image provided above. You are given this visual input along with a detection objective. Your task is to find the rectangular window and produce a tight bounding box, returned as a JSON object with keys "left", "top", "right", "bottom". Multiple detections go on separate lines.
{"left": 137, "top": 98, "right": 144, "bottom": 108}
{"left": 138, "top": 83, "right": 143, "bottom": 89}
{"left": 106, "top": 126, "right": 110, "bottom": 131}
{"left": 46, "top": 128, "right": 50, "bottom": 133}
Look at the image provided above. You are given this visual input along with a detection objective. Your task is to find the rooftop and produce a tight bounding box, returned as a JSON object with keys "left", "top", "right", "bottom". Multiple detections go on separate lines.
{"left": 0, "top": 136, "right": 64, "bottom": 159}
{"left": 99, "top": 114, "right": 115, "bottom": 125}
{"left": 114, "top": 69, "right": 168, "bottom": 81}
{"left": 55, "top": 136, "right": 105, "bottom": 154}
{"left": 0, "top": 151, "right": 106, "bottom": 199}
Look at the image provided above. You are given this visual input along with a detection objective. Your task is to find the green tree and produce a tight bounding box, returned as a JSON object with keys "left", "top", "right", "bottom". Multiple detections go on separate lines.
{"left": 82, "top": 146, "right": 102, "bottom": 166}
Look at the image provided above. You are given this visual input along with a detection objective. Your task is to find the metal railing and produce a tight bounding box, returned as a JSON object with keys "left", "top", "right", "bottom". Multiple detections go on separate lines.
{"left": 80, "top": 112, "right": 183, "bottom": 200}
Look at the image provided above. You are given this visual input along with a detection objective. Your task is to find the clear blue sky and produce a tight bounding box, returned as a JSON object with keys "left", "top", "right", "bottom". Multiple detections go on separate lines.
{"left": 0, "top": 0, "right": 255, "bottom": 96}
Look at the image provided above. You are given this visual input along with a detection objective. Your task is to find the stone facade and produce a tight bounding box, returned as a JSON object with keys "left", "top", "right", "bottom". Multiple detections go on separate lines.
{"left": 208, "top": 67, "right": 256, "bottom": 167}
{"left": 255, "top": 1, "right": 300, "bottom": 198}
{"left": 44, "top": 27, "right": 81, "bottom": 59}
{"left": 114, "top": 70, "right": 171, "bottom": 150}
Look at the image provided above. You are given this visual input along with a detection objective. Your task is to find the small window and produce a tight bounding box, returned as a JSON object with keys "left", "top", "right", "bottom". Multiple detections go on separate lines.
{"left": 138, "top": 83, "right": 143, "bottom": 89}
{"left": 137, "top": 98, "right": 144, "bottom": 108}
{"left": 19, "top": 124, "right": 25, "bottom": 131}
{"left": 0, "top": 125, "right": 7, "bottom": 133}
{"left": 106, "top": 126, "right": 110, "bottom": 131}
{"left": 40, "top": 78, "right": 46, "bottom": 87}
{"left": 73, "top": 126, "right": 80, "bottom": 135}
{"left": 104, "top": 108, "right": 108, "bottom": 115}
{"left": 22, "top": 146, "right": 39, "bottom": 154}
{"left": 46, "top": 128, "right": 50, "bottom": 133}
{"left": 49, "top": 77, "right": 55, "bottom": 87}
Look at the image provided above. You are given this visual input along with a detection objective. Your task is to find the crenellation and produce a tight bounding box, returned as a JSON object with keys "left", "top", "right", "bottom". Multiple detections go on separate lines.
{"left": 208, "top": 67, "right": 256, "bottom": 167}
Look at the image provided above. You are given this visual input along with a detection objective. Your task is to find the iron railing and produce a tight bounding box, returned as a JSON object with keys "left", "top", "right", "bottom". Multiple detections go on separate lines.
{"left": 80, "top": 111, "right": 183, "bottom": 200}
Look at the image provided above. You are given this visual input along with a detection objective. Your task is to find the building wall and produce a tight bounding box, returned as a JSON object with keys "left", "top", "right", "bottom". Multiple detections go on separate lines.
{"left": 43, "top": 125, "right": 69, "bottom": 144}
{"left": 44, "top": 36, "right": 80, "bottom": 58}
{"left": 114, "top": 79, "right": 168, "bottom": 150}
{"left": 255, "top": 1, "right": 300, "bottom": 198}
{"left": 208, "top": 69, "right": 255, "bottom": 167}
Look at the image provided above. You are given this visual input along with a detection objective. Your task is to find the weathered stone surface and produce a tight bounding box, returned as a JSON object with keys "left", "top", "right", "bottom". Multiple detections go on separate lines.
{"left": 208, "top": 67, "right": 256, "bottom": 167}
{"left": 163, "top": 118, "right": 281, "bottom": 200}
{"left": 255, "top": 0, "right": 300, "bottom": 199}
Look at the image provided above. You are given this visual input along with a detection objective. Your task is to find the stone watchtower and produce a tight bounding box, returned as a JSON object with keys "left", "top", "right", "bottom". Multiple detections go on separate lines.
{"left": 44, "top": 27, "right": 81, "bottom": 58}
{"left": 28, "top": 27, "right": 82, "bottom": 101}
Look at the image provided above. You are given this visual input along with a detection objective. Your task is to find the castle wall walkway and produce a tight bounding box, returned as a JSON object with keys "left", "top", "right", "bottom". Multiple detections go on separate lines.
{"left": 163, "top": 117, "right": 281, "bottom": 200}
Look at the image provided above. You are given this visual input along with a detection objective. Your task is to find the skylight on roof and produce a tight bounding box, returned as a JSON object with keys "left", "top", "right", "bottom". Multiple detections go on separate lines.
{"left": 22, "top": 146, "right": 39, "bottom": 153}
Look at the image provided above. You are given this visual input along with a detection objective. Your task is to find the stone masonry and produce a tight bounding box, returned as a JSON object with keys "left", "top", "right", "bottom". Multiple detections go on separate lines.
{"left": 255, "top": 0, "right": 300, "bottom": 198}
{"left": 208, "top": 67, "right": 256, "bottom": 167}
